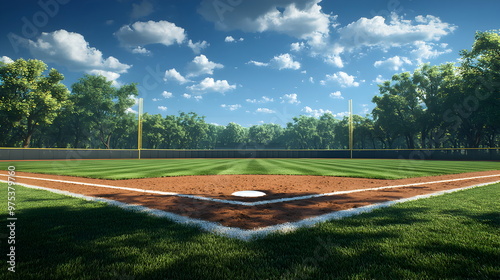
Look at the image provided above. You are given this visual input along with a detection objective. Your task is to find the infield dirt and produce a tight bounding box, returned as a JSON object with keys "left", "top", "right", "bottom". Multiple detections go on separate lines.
{"left": 10, "top": 170, "right": 500, "bottom": 229}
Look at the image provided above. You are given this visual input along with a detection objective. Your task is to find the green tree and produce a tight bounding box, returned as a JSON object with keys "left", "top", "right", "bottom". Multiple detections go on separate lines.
{"left": 0, "top": 59, "right": 70, "bottom": 147}
{"left": 70, "top": 75, "right": 137, "bottom": 149}
{"left": 456, "top": 30, "right": 500, "bottom": 147}
{"left": 285, "top": 116, "right": 320, "bottom": 149}
{"left": 142, "top": 113, "right": 165, "bottom": 149}
{"left": 373, "top": 72, "right": 424, "bottom": 149}
{"left": 220, "top": 122, "right": 246, "bottom": 148}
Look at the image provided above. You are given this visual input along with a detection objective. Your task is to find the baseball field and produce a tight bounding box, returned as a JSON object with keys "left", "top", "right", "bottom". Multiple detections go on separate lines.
{"left": 1, "top": 158, "right": 499, "bottom": 279}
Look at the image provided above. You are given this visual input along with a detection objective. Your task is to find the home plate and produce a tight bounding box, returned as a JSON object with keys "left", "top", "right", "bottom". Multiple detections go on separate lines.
{"left": 232, "top": 190, "right": 266, "bottom": 197}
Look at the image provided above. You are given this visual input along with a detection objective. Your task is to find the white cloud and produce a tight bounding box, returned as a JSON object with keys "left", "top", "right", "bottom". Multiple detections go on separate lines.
{"left": 373, "top": 75, "right": 386, "bottom": 84}
{"left": 186, "top": 54, "right": 223, "bottom": 77}
{"left": 309, "top": 77, "right": 314, "bottom": 83}
{"left": 280, "top": 93, "right": 301, "bottom": 104}
{"left": 334, "top": 111, "right": 349, "bottom": 118}
{"left": 290, "top": 41, "right": 305, "bottom": 52}
{"left": 247, "top": 60, "right": 269, "bottom": 67}
{"left": 224, "top": 36, "right": 244, "bottom": 43}
{"left": 152, "top": 98, "right": 160, "bottom": 102}
{"left": 221, "top": 104, "right": 242, "bottom": 111}
{"left": 246, "top": 96, "right": 274, "bottom": 103}
{"left": 158, "top": 106, "right": 168, "bottom": 111}
{"left": 324, "top": 55, "right": 344, "bottom": 68}
{"left": 131, "top": 46, "right": 151, "bottom": 55}
{"left": 270, "top": 53, "right": 300, "bottom": 70}
{"left": 411, "top": 41, "right": 452, "bottom": 64}
{"left": 88, "top": 70, "right": 122, "bottom": 86}
{"left": 0, "top": 56, "right": 13, "bottom": 64}
{"left": 162, "top": 91, "right": 173, "bottom": 98}
{"left": 182, "top": 93, "right": 192, "bottom": 99}
{"left": 256, "top": 108, "right": 276, "bottom": 114}
{"left": 126, "top": 108, "right": 138, "bottom": 114}
{"left": 324, "top": 71, "right": 360, "bottom": 87}
{"left": 26, "top": 30, "right": 131, "bottom": 74}
{"left": 374, "top": 56, "right": 412, "bottom": 71}
{"left": 131, "top": 0, "right": 154, "bottom": 19}
{"left": 115, "top": 20, "right": 186, "bottom": 49}
{"left": 248, "top": 53, "right": 300, "bottom": 70}
{"left": 164, "top": 68, "right": 189, "bottom": 84}
{"left": 198, "top": 0, "right": 331, "bottom": 48}
{"left": 302, "top": 106, "right": 332, "bottom": 118}
{"left": 338, "top": 13, "right": 456, "bottom": 51}
{"left": 187, "top": 77, "right": 236, "bottom": 93}
{"left": 329, "top": 91, "right": 344, "bottom": 99}
{"left": 187, "top": 40, "right": 209, "bottom": 54}
{"left": 194, "top": 95, "right": 203, "bottom": 101}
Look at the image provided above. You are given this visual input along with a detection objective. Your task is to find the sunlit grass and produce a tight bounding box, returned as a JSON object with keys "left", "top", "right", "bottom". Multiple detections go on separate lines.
{"left": 1, "top": 158, "right": 499, "bottom": 179}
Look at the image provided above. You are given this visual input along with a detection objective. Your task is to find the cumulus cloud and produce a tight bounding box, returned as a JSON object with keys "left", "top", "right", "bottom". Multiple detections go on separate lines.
{"left": 198, "top": 0, "right": 331, "bottom": 48}
{"left": 290, "top": 41, "right": 306, "bottom": 52}
{"left": 186, "top": 54, "right": 223, "bottom": 77}
{"left": 131, "top": 0, "right": 154, "bottom": 19}
{"left": 164, "top": 68, "right": 189, "bottom": 84}
{"left": 324, "top": 71, "right": 360, "bottom": 87}
{"left": 302, "top": 106, "right": 332, "bottom": 118}
{"left": 246, "top": 96, "right": 274, "bottom": 103}
{"left": 221, "top": 104, "right": 242, "bottom": 111}
{"left": 256, "top": 108, "right": 276, "bottom": 114}
{"left": 187, "top": 77, "right": 236, "bottom": 93}
{"left": 248, "top": 53, "right": 300, "bottom": 70}
{"left": 337, "top": 13, "right": 456, "bottom": 51}
{"left": 88, "top": 70, "right": 122, "bottom": 86}
{"left": 373, "top": 75, "right": 387, "bottom": 84}
{"left": 162, "top": 91, "right": 173, "bottom": 98}
{"left": 115, "top": 20, "right": 186, "bottom": 49}
{"left": 225, "top": 36, "right": 244, "bottom": 43}
{"left": 126, "top": 108, "right": 138, "bottom": 114}
{"left": 324, "top": 54, "right": 343, "bottom": 68}
{"left": 26, "top": 30, "right": 131, "bottom": 75}
{"left": 187, "top": 40, "right": 209, "bottom": 54}
{"left": 411, "top": 41, "right": 452, "bottom": 64}
{"left": 280, "top": 93, "right": 300, "bottom": 104}
{"left": 131, "top": 46, "right": 151, "bottom": 55}
{"left": 158, "top": 106, "right": 168, "bottom": 111}
{"left": 374, "top": 56, "right": 412, "bottom": 71}
{"left": 0, "top": 56, "right": 14, "bottom": 64}
{"left": 329, "top": 91, "right": 344, "bottom": 99}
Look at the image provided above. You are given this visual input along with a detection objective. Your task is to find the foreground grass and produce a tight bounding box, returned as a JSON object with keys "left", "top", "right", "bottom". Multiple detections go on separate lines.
{"left": 1, "top": 183, "right": 499, "bottom": 279}
{"left": 1, "top": 158, "right": 499, "bottom": 179}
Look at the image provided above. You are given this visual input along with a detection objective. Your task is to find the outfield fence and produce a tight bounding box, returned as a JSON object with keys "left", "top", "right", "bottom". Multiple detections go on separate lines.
{"left": 0, "top": 148, "right": 499, "bottom": 161}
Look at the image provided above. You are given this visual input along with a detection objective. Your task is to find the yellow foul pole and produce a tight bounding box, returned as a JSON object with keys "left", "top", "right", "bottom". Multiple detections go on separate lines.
{"left": 349, "top": 99, "right": 353, "bottom": 159}
{"left": 138, "top": 98, "right": 143, "bottom": 159}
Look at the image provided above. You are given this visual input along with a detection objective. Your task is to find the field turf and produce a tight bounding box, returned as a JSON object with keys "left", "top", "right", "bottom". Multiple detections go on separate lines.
{"left": 1, "top": 158, "right": 499, "bottom": 179}
{"left": 1, "top": 182, "right": 499, "bottom": 279}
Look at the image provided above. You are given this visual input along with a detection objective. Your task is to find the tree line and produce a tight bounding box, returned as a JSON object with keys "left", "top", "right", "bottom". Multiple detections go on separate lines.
{"left": 1, "top": 31, "right": 498, "bottom": 149}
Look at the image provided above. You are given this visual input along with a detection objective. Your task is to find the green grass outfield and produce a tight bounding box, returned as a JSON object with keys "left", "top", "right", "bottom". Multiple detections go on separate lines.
{"left": 1, "top": 182, "right": 499, "bottom": 279}
{"left": 1, "top": 158, "right": 500, "bottom": 179}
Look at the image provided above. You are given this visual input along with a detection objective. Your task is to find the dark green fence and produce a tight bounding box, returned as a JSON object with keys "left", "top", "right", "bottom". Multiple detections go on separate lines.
{"left": 1, "top": 148, "right": 499, "bottom": 161}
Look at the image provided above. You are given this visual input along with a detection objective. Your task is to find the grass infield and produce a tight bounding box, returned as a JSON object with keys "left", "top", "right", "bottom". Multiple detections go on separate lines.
{"left": 1, "top": 182, "right": 499, "bottom": 279}
{"left": 1, "top": 158, "right": 499, "bottom": 179}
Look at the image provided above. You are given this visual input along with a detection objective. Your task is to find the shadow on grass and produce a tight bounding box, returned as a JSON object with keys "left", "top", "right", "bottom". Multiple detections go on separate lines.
{"left": 2, "top": 185, "right": 499, "bottom": 280}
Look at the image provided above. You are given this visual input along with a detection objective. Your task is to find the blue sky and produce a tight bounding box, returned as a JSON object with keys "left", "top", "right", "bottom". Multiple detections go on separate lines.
{"left": 1, "top": 0, "right": 498, "bottom": 127}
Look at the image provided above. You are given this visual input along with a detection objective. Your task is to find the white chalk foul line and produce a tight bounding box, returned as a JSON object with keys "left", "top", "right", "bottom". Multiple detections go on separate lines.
{"left": 2, "top": 179, "right": 499, "bottom": 241}
{"left": 1, "top": 173, "right": 500, "bottom": 206}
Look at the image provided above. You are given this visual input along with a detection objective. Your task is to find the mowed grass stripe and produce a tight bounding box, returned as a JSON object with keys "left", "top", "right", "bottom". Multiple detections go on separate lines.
{"left": 1, "top": 158, "right": 499, "bottom": 179}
